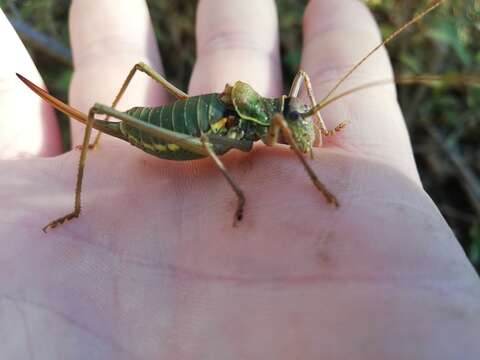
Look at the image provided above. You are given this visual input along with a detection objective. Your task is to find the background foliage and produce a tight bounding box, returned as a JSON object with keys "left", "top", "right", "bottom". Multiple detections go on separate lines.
{"left": 1, "top": 0, "right": 479, "bottom": 271}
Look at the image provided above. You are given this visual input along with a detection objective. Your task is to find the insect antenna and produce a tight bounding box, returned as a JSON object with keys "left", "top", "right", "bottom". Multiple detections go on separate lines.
{"left": 393, "top": 74, "right": 480, "bottom": 87}
{"left": 303, "top": 0, "right": 446, "bottom": 118}
{"left": 302, "top": 71, "right": 480, "bottom": 118}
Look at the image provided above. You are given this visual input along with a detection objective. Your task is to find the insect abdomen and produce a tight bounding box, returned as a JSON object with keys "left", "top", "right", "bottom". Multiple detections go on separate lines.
{"left": 120, "top": 93, "right": 228, "bottom": 160}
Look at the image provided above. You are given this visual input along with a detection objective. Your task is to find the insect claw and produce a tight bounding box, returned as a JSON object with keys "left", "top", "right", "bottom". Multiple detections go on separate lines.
{"left": 320, "top": 121, "right": 347, "bottom": 137}
{"left": 332, "top": 197, "right": 340, "bottom": 208}
{"left": 233, "top": 209, "right": 244, "bottom": 227}
{"left": 42, "top": 213, "right": 79, "bottom": 232}
{"left": 327, "top": 193, "right": 339, "bottom": 207}
{"left": 311, "top": 178, "right": 339, "bottom": 207}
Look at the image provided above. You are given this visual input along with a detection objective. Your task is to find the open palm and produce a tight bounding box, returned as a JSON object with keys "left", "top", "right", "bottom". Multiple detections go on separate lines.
{"left": 1, "top": 0, "right": 479, "bottom": 359}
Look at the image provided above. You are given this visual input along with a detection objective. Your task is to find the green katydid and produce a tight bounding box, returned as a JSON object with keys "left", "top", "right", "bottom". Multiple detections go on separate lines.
{"left": 17, "top": 0, "right": 445, "bottom": 232}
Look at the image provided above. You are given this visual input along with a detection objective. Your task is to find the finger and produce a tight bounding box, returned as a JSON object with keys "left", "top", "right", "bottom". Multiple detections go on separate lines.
{"left": 189, "top": 0, "right": 282, "bottom": 97}
{"left": 0, "top": 10, "right": 62, "bottom": 159}
{"left": 302, "top": 0, "right": 420, "bottom": 183}
{"left": 69, "top": 0, "right": 167, "bottom": 145}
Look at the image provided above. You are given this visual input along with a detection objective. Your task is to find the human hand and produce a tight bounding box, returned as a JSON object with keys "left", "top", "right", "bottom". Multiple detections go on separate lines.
{"left": 1, "top": 0, "right": 479, "bottom": 359}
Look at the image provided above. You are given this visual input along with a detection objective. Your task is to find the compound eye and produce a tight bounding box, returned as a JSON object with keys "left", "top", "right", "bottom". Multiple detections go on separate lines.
{"left": 289, "top": 110, "right": 301, "bottom": 121}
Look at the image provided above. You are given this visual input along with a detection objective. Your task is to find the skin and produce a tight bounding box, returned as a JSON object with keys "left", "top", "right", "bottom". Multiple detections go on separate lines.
{"left": 0, "top": 0, "right": 479, "bottom": 358}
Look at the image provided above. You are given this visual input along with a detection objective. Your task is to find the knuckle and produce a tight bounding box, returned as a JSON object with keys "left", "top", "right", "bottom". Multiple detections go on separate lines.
{"left": 197, "top": 29, "right": 280, "bottom": 70}
{"left": 304, "top": 0, "right": 379, "bottom": 44}
{"left": 74, "top": 34, "right": 145, "bottom": 65}
{"left": 305, "top": 0, "right": 372, "bottom": 27}
{"left": 199, "top": 29, "right": 264, "bottom": 53}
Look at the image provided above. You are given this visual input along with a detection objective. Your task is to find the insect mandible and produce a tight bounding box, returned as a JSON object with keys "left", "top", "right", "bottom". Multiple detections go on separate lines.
{"left": 17, "top": 0, "right": 445, "bottom": 232}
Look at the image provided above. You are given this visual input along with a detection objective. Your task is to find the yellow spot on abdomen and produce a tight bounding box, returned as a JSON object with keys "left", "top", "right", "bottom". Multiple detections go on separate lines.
{"left": 154, "top": 144, "right": 168, "bottom": 152}
{"left": 167, "top": 143, "right": 180, "bottom": 151}
{"left": 211, "top": 117, "right": 228, "bottom": 132}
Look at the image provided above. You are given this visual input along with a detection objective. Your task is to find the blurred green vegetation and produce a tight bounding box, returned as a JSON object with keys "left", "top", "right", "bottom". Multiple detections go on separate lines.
{"left": 1, "top": 0, "right": 479, "bottom": 271}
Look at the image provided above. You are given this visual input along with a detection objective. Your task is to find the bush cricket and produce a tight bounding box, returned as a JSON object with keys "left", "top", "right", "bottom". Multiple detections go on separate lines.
{"left": 17, "top": 0, "right": 446, "bottom": 232}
